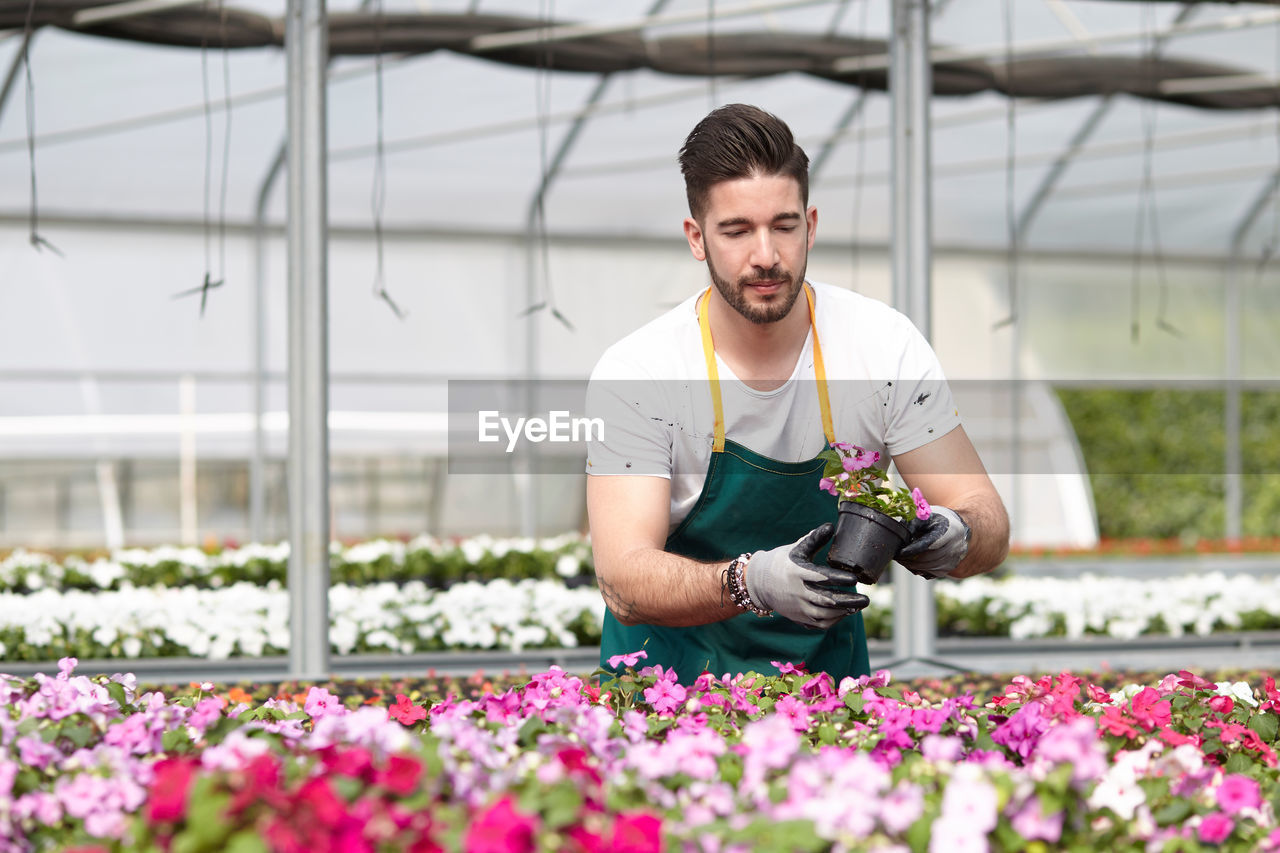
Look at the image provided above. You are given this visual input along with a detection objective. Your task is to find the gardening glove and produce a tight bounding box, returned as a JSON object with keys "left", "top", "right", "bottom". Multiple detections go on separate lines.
{"left": 895, "top": 506, "right": 971, "bottom": 579}
{"left": 745, "top": 523, "right": 870, "bottom": 630}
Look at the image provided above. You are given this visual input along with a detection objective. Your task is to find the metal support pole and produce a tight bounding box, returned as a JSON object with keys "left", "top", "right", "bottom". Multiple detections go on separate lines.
{"left": 285, "top": 0, "right": 331, "bottom": 679}
{"left": 1224, "top": 171, "right": 1280, "bottom": 540}
{"left": 889, "top": 0, "right": 942, "bottom": 670}
{"left": 251, "top": 145, "right": 287, "bottom": 544}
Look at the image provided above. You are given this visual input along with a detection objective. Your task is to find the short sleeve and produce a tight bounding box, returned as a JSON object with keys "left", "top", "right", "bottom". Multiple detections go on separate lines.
{"left": 584, "top": 351, "right": 673, "bottom": 478}
{"left": 882, "top": 315, "right": 962, "bottom": 456}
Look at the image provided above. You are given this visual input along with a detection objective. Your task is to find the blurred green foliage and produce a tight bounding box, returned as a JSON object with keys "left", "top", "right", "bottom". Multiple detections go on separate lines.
{"left": 1055, "top": 388, "right": 1280, "bottom": 539}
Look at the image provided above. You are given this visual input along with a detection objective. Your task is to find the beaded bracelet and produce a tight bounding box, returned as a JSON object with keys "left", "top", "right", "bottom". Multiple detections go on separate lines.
{"left": 722, "top": 553, "right": 771, "bottom": 617}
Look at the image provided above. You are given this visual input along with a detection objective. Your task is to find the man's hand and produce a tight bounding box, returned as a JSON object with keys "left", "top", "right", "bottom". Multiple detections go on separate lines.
{"left": 896, "top": 506, "right": 971, "bottom": 579}
{"left": 745, "top": 524, "right": 870, "bottom": 630}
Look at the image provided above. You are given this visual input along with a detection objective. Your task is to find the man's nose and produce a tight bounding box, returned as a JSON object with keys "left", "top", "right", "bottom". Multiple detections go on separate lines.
{"left": 748, "top": 229, "right": 779, "bottom": 269}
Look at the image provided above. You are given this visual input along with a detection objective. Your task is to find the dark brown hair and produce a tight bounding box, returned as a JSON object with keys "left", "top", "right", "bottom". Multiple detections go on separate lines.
{"left": 678, "top": 104, "right": 809, "bottom": 221}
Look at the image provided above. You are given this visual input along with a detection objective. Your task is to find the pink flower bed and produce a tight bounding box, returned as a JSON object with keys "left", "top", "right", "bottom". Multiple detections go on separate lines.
{"left": 2, "top": 654, "right": 1279, "bottom": 851}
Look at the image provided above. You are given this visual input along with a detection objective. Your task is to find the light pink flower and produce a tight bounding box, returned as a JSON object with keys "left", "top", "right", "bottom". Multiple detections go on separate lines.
{"left": 607, "top": 649, "right": 648, "bottom": 669}
{"left": 880, "top": 781, "right": 924, "bottom": 834}
{"left": 1010, "top": 797, "right": 1064, "bottom": 843}
{"left": 303, "top": 686, "right": 343, "bottom": 719}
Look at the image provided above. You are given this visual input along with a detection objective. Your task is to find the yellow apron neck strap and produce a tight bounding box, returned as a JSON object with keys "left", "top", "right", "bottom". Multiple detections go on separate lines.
{"left": 697, "top": 282, "right": 836, "bottom": 454}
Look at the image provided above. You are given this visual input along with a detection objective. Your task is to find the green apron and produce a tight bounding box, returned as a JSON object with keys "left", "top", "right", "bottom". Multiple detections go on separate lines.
{"left": 600, "top": 283, "right": 871, "bottom": 684}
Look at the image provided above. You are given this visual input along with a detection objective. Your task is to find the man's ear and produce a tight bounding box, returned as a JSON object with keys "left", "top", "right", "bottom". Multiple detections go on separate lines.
{"left": 806, "top": 205, "right": 818, "bottom": 251}
{"left": 683, "top": 217, "right": 706, "bottom": 262}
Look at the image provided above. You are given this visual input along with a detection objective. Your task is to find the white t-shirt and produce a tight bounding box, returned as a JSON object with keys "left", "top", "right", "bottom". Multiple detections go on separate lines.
{"left": 585, "top": 281, "right": 961, "bottom": 532}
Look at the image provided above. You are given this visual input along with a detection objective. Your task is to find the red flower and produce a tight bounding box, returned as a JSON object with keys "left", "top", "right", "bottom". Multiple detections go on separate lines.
{"left": 1086, "top": 684, "right": 1112, "bottom": 703}
{"left": 377, "top": 754, "right": 424, "bottom": 797}
{"left": 1159, "top": 726, "right": 1201, "bottom": 747}
{"left": 465, "top": 796, "right": 538, "bottom": 853}
{"left": 390, "top": 693, "right": 428, "bottom": 726}
{"left": 1130, "top": 688, "right": 1172, "bottom": 731}
{"left": 1178, "top": 670, "right": 1214, "bottom": 691}
{"left": 1099, "top": 705, "right": 1139, "bottom": 738}
{"left": 146, "top": 757, "right": 196, "bottom": 824}
{"left": 324, "top": 746, "right": 375, "bottom": 782}
{"left": 1208, "top": 696, "right": 1235, "bottom": 715}
{"left": 297, "top": 777, "right": 348, "bottom": 830}
{"left": 230, "top": 753, "right": 284, "bottom": 815}
{"left": 610, "top": 812, "right": 662, "bottom": 853}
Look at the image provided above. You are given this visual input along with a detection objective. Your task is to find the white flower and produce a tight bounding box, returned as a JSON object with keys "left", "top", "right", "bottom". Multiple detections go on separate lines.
{"left": 1215, "top": 681, "right": 1260, "bottom": 708}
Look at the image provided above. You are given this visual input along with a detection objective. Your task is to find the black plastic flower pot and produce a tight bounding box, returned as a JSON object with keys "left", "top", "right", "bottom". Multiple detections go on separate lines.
{"left": 827, "top": 500, "right": 910, "bottom": 585}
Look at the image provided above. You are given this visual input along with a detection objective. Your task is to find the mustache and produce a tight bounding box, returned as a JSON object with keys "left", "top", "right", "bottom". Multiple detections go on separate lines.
{"left": 739, "top": 267, "right": 790, "bottom": 285}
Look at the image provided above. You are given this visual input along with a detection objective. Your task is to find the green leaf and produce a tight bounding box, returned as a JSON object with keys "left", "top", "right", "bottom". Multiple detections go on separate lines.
{"left": 518, "top": 716, "right": 548, "bottom": 747}
{"left": 1153, "top": 799, "right": 1192, "bottom": 827}
{"left": 162, "top": 728, "right": 192, "bottom": 753}
{"left": 1248, "top": 712, "right": 1278, "bottom": 743}
{"left": 223, "top": 831, "right": 270, "bottom": 853}
{"left": 541, "top": 784, "right": 585, "bottom": 829}
{"left": 61, "top": 719, "right": 96, "bottom": 749}
{"left": 105, "top": 680, "right": 129, "bottom": 709}
{"left": 817, "top": 722, "right": 837, "bottom": 745}
{"left": 906, "top": 815, "right": 932, "bottom": 853}
{"left": 1225, "top": 752, "right": 1253, "bottom": 774}
{"left": 844, "top": 692, "right": 865, "bottom": 713}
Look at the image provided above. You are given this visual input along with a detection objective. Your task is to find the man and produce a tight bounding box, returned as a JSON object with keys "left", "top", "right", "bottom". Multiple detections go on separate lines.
{"left": 585, "top": 104, "right": 1008, "bottom": 684}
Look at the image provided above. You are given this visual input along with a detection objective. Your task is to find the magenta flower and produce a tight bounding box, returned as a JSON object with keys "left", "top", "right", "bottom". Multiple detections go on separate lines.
{"left": 1207, "top": 695, "right": 1235, "bottom": 715}
{"left": 1216, "top": 774, "right": 1262, "bottom": 815}
{"left": 771, "top": 661, "right": 807, "bottom": 675}
{"left": 643, "top": 679, "right": 687, "bottom": 716}
{"left": 818, "top": 477, "right": 838, "bottom": 495}
{"left": 1198, "top": 812, "right": 1234, "bottom": 844}
{"left": 607, "top": 650, "right": 648, "bottom": 669}
{"left": 146, "top": 758, "right": 196, "bottom": 824}
{"left": 467, "top": 796, "right": 539, "bottom": 853}
{"left": 774, "top": 695, "right": 811, "bottom": 732}
{"left": 842, "top": 454, "right": 876, "bottom": 473}
{"left": 911, "top": 487, "right": 931, "bottom": 520}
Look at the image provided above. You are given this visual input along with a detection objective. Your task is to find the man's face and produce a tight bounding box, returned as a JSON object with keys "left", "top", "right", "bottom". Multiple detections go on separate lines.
{"left": 683, "top": 172, "right": 817, "bottom": 325}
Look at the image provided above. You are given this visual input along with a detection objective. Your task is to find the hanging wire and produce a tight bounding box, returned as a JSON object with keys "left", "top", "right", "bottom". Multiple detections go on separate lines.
{"left": 1129, "top": 4, "right": 1181, "bottom": 341}
{"left": 175, "top": 0, "right": 225, "bottom": 312}
{"left": 1257, "top": 15, "right": 1280, "bottom": 281}
{"left": 370, "top": 0, "right": 406, "bottom": 318}
{"left": 707, "top": 0, "right": 717, "bottom": 110}
{"left": 993, "top": 0, "right": 1017, "bottom": 331}
{"left": 849, "top": 0, "right": 870, "bottom": 282}
{"left": 22, "top": 0, "right": 61, "bottom": 256}
{"left": 520, "top": 0, "right": 573, "bottom": 331}
{"left": 824, "top": 0, "right": 853, "bottom": 36}
{"left": 216, "top": 0, "right": 232, "bottom": 297}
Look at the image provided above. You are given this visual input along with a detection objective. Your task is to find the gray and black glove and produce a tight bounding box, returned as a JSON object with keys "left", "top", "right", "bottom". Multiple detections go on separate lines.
{"left": 896, "top": 506, "right": 971, "bottom": 579}
{"left": 745, "top": 524, "right": 870, "bottom": 630}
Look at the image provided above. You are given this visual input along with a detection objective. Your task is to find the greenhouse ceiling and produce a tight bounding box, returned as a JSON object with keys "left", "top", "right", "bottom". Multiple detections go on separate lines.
{"left": 1, "top": 0, "right": 1279, "bottom": 259}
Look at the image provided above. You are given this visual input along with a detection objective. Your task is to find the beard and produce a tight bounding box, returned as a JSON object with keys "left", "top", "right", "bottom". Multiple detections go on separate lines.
{"left": 706, "top": 251, "right": 807, "bottom": 326}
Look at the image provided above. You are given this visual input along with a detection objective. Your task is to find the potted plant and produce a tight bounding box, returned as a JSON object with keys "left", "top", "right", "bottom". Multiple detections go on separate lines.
{"left": 817, "top": 441, "right": 931, "bottom": 584}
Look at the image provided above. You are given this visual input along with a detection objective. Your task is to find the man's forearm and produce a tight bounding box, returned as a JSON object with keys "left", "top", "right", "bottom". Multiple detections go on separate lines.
{"left": 596, "top": 548, "right": 745, "bottom": 627}
{"left": 950, "top": 495, "right": 1010, "bottom": 579}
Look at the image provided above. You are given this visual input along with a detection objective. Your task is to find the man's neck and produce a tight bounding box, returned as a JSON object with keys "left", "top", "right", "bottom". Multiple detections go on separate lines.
{"left": 706, "top": 284, "right": 812, "bottom": 392}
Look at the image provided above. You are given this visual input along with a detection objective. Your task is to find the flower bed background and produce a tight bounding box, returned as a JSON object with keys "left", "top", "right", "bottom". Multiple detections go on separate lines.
{"left": 1, "top": 538, "right": 1279, "bottom": 661}
{"left": 3, "top": 657, "right": 1279, "bottom": 852}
